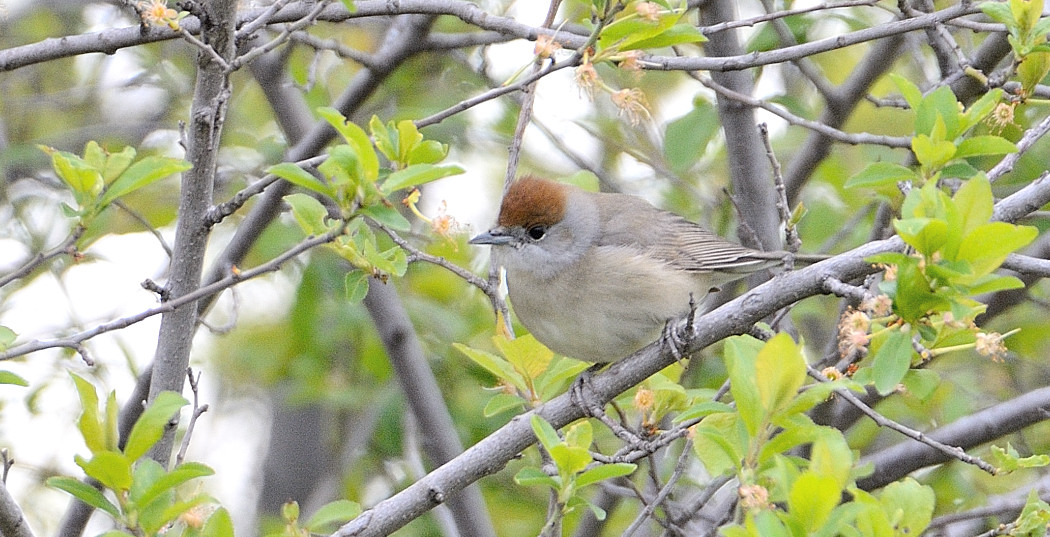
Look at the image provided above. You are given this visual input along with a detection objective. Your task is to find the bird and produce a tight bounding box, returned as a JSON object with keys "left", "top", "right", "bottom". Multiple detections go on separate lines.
{"left": 470, "top": 176, "right": 815, "bottom": 363}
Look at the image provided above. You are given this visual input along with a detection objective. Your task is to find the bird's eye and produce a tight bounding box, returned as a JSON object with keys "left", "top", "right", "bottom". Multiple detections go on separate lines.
{"left": 526, "top": 225, "right": 547, "bottom": 240}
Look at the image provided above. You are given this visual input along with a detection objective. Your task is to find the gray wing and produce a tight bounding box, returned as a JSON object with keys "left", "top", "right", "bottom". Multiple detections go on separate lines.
{"left": 658, "top": 217, "right": 783, "bottom": 274}
{"left": 594, "top": 191, "right": 783, "bottom": 274}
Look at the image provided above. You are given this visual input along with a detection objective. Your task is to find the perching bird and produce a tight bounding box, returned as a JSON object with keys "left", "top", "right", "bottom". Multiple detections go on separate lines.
{"left": 471, "top": 176, "right": 814, "bottom": 362}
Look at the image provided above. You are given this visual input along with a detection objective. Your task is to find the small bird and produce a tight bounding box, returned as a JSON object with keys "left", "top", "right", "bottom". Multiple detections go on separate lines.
{"left": 470, "top": 176, "right": 811, "bottom": 363}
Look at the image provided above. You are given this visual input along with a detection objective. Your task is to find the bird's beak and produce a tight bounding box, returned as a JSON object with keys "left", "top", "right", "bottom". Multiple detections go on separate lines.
{"left": 469, "top": 227, "right": 514, "bottom": 246}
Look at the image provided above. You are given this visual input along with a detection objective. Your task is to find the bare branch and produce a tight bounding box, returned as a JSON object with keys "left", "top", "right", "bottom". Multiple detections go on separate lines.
{"left": 0, "top": 228, "right": 343, "bottom": 362}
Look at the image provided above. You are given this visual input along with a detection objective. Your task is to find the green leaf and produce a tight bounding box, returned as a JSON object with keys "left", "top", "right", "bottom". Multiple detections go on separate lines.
{"left": 454, "top": 342, "right": 529, "bottom": 394}
{"left": 71, "top": 373, "right": 105, "bottom": 454}
{"left": 878, "top": 478, "right": 935, "bottom": 535}
{"left": 724, "top": 336, "right": 764, "bottom": 437}
{"left": 407, "top": 140, "right": 448, "bottom": 165}
{"left": 787, "top": 472, "right": 839, "bottom": 532}
{"left": 954, "top": 136, "right": 1017, "bottom": 159}
{"left": 493, "top": 333, "right": 554, "bottom": 388}
{"left": 550, "top": 443, "right": 592, "bottom": 476}
{"left": 960, "top": 89, "right": 1004, "bottom": 132}
{"left": 47, "top": 476, "right": 120, "bottom": 517}
{"left": 102, "top": 146, "right": 137, "bottom": 185}
{"left": 809, "top": 430, "right": 853, "bottom": 490}
{"left": 344, "top": 270, "right": 370, "bottom": 303}
{"left": 99, "top": 156, "right": 191, "bottom": 208}
{"left": 900, "top": 369, "right": 941, "bottom": 401}
{"left": 952, "top": 175, "right": 994, "bottom": 240}
{"left": 284, "top": 193, "right": 330, "bottom": 236}
{"left": 965, "top": 274, "right": 1026, "bottom": 295}
{"left": 1015, "top": 489, "right": 1050, "bottom": 535}
{"left": 76, "top": 451, "right": 133, "bottom": 492}
{"left": 915, "top": 85, "right": 960, "bottom": 139}
{"left": 890, "top": 74, "right": 923, "bottom": 111}
{"left": 530, "top": 414, "right": 562, "bottom": 452}
{"left": 0, "top": 326, "right": 15, "bottom": 350}
{"left": 153, "top": 494, "right": 214, "bottom": 534}
{"left": 979, "top": 2, "right": 1015, "bottom": 27}
{"left": 575, "top": 463, "right": 636, "bottom": 489}
{"left": 135, "top": 461, "right": 214, "bottom": 509}
{"left": 755, "top": 333, "right": 806, "bottom": 420}
{"left": 844, "top": 161, "right": 916, "bottom": 189}
{"left": 535, "top": 357, "right": 590, "bottom": 401}
{"left": 395, "top": 120, "right": 424, "bottom": 164}
{"left": 306, "top": 499, "right": 362, "bottom": 530}
{"left": 990, "top": 443, "right": 1050, "bottom": 473}
{"left": 957, "top": 222, "right": 1037, "bottom": 277}
{"left": 381, "top": 164, "right": 464, "bottom": 194}
{"left": 317, "top": 107, "right": 379, "bottom": 182}
{"left": 0, "top": 371, "right": 28, "bottom": 387}
{"left": 202, "top": 507, "right": 235, "bottom": 537}
{"left": 48, "top": 148, "right": 104, "bottom": 203}
{"left": 360, "top": 203, "right": 411, "bottom": 232}
{"left": 693, "top": 412, "right": 745, "bottom": 476}
{"left": 663, "top": 98, "right": 719, "bottom": 174}
{"left": 124, "top": 391, "right": 189, "bottom": 462}
{"left": 894, "top": 217, "right": 948, "bottom": 256}
{"left": 483, "top": 392, "right": 526, "bottom": 417}
{"left": 622, "top": 23, "right": 706, "bottom": 50}
{"left": 871, "top": 329, "right": 913, "bottom": 395}
{"left": 369, "top": 116, "right": 396, "bottom": 162}
{"left": 268, "top": 162, "right": 334, "bottom": 198}
{"left": 514, "top": 466, "right": 559, "bottom": 489}
{"left": 911, "top": 134, "right": 956, "bottom": 170}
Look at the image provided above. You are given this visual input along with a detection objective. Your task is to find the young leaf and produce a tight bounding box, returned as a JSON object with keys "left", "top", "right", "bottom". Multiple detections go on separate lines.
{"left": 530, "top": 414, "right": 562, "bottom": 452}
{"left": 0, "top": 326, "right": 15, "bottom": 350}
{"left": 123, "top": 391, "right": 189, "bottom": 461}
{"left": 575, "top": 462, "right": 636, "bottom": 489}
{"left": 268, "top": 162, "right": 334, "bottom": 198}
{"left": 317, "top": 107, "right": 379, "bottom": 182}
{"left": 514, "top": 466, "right": 559, "bottom": 489}
{"left": 98, "top": 156, "right": 192, "bottom": 209}
{"left": 369, "top": 115, "right": 397, "bottom": 162}
{"left": 0, "top": 371, "right": 28, "bottom": 387}
{"left": 871, "top": 329, "right": 913, "bottom": 395}
{"left": 844, "top": 162, "right": 916, "bottom": 189}
{"left": 71, "top": 373, "right": 105, "bottom": 454}
{"left": 453, "top": 342, "right": 529, "bottom": 394}
{"left": 724, "top": 336, "right": 764, "bottom": 436}
{"left": 306, "top": 499, "right": 362, "bottom": 530}
{"left": 954, "top": 136, "right": 1017, "bottom": 159}
{"left": 755, "top": 333, "right": 806, "bottom": 420}
{"left": 381, "top": 164, "right": 464, "bottom": 194}
{"left": 284, "top": 193, "right": 330, "bottom": 236}
{"left": 344, "top": 270, "right": 370, "bottom": 303}
{"left": 202, "top": 507, "right": 235, "bottom": 537}
{"left": 787, "top": 472, "right": 839, "bottom": 532}
{"left": 76, "top": 451, "right": 133, "bottom": 492}
{"left": 134, "top": 461, "right": 215, "bottom": 509}
{"left": 47, "top": 476, "right": 121, "bottom": 517}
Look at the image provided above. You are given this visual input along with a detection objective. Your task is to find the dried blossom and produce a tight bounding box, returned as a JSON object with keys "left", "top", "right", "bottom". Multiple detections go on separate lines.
{"left": 611, "top": 88, "right": 652, "bottom": 125}
{"left": 534, "top": 35, "right": 561, "bottom": 59}
{"left": 574, "top": 62, "right": 600, "bottom": 100}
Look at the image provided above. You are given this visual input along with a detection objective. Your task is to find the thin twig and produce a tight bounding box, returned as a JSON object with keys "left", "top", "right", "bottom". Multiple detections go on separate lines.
{"left": 806, "top": 365, "right": 997, "bottom": 475}
{"left": 230, "top": 0, "right": 334, "bottom": 71}
{"left": 175, "top": 368, "right": 209, "bottom": 466}
{"left": 0, "top": 227, "right": 344, "bottom": 361}
{"left": 694, "top": 73, "right": 912, "bottom": 148}
{"left": 989, "top": 112, "right": 1050, "bottom": 182}
{"left": 758, "top": 123, "right": 801, "bottom": 253}
{"left": 621, "top": 439, "right": 694, "bottom": 537}
{"left": 0, "top": 227, "right": 84, "bottom": 288}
